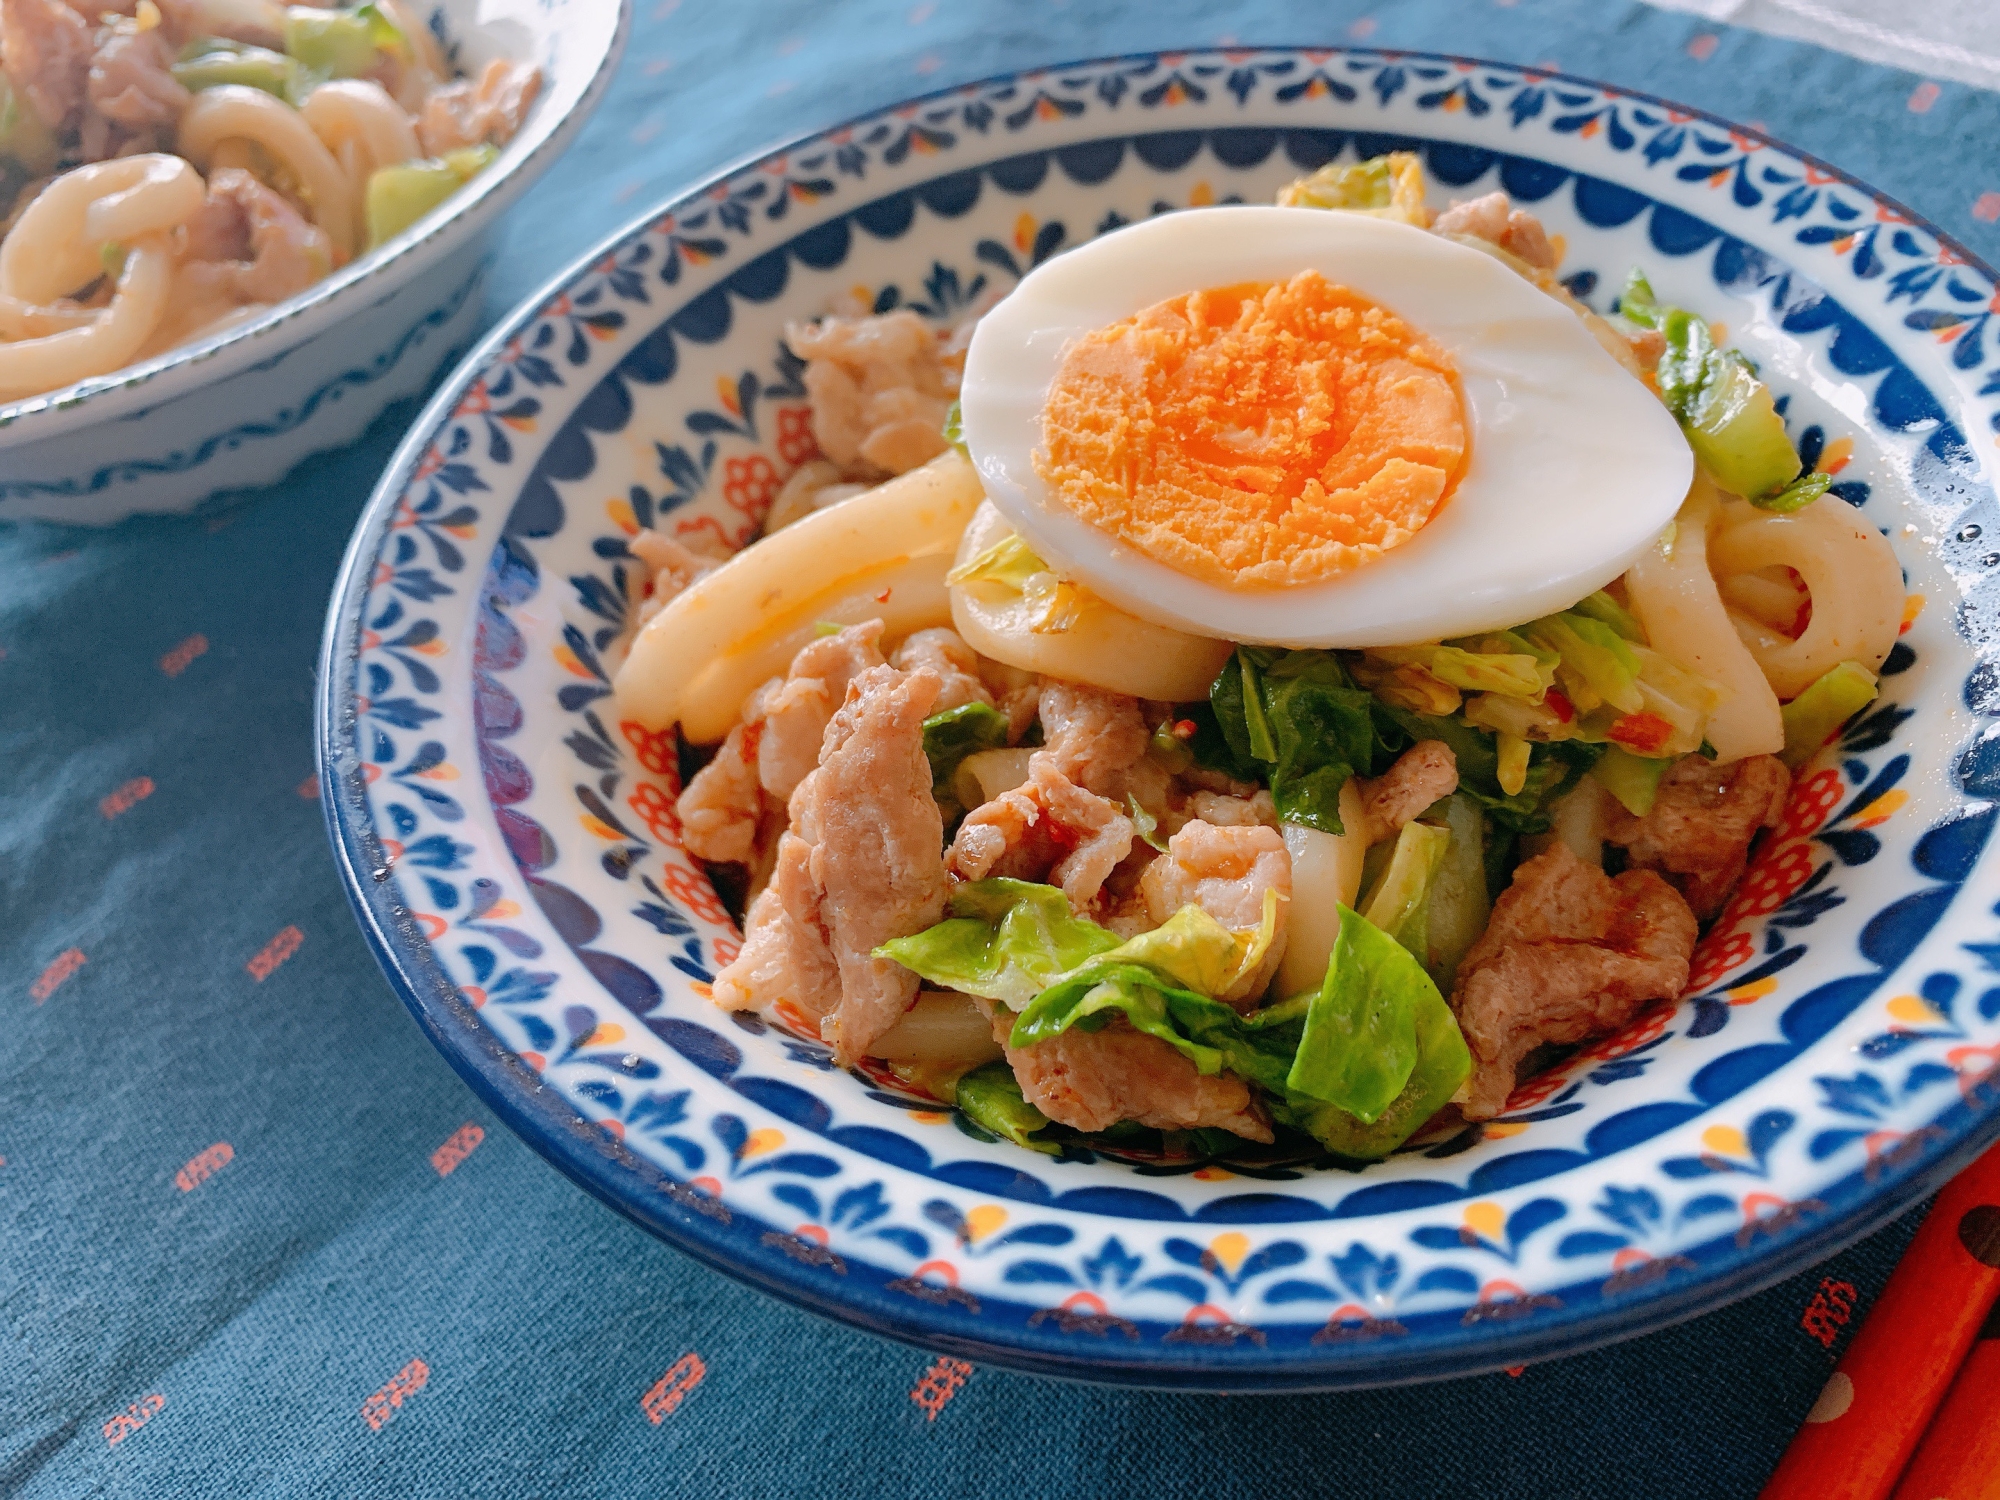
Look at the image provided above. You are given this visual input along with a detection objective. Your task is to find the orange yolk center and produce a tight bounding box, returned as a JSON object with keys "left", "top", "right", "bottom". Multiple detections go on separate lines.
{"left": 1034, "top": 269, "right": 1468, "bottom": 590}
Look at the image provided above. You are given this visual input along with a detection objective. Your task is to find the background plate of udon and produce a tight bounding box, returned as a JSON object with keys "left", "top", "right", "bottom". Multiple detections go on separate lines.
{"left": 319, "top": 48, "right": 2000, "bottom": 1389}
{"left": 0, "top": 0, "right": 628, "bottom": 526}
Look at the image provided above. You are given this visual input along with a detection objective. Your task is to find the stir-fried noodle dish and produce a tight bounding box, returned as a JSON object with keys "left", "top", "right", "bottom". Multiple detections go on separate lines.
{"left": 0, "top": 0, "right": 540, "bottom": 401}
{"left": 613, "top": 154, "right": 1907, "bottom": 1164}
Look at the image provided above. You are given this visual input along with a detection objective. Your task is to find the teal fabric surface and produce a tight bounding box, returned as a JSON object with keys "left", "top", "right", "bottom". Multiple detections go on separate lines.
{"left": 3, "top": 1, "right": 1993, "bottom": 1495}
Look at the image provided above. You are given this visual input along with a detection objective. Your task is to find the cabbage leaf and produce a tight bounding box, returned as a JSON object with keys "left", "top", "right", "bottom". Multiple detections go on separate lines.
{"left": 876, "top": 878, "right": 1120, "bottom": 1010}
{"left": 1621, "top": 269, "right": 1810, "bottom": 505}
{"left": 1209, "top": 647, "right": 1385, "bottom": 835}
{"left": 883, "top": 875, "right": 1472, "bottom": 1158}
{"left": 955, "top": 1062, "right": 1058, "bottom": 1153}
{"left": 1780, "top": 660, "right": 1879, "bottom": 769}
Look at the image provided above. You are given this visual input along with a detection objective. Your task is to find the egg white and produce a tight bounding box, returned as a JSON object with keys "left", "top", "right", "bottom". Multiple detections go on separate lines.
{"left": 958, "top": 205, "right": 1693, "bottom": 648}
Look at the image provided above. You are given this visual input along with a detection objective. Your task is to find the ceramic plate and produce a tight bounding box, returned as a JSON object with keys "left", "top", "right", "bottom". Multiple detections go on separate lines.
{"left": 319, "top": 48, "right": 2000, "bottom": 1388}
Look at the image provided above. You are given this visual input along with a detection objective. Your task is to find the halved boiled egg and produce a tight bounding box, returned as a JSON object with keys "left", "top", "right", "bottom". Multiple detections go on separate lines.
{"left": 958, "top": 205, "right": 1692, "bottom": 647}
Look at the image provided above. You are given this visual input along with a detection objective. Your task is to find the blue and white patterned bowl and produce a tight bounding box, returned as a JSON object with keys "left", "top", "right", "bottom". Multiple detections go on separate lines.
{"left": 318, "top": 49, "right": 2000, "bottom": 1388}
{"left": 0, "top": 0, "right": 629, "bottom": 526}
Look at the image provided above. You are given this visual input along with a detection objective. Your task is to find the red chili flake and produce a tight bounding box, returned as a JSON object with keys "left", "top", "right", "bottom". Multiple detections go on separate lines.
{"left": 1171, "top": 719, "right": 1197, "bottom": 739}
{"left": 1607, "top": 712, "right": 1673, "bottom": 755}
{"left": 1544, "top": 690, "right": 1575, "bottom": 724}
{"left": 875, "top": 588, "right": 892, "bottom": 603}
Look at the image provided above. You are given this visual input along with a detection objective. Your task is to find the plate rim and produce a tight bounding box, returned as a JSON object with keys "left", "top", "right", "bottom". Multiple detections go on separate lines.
{"left": 317, "top": 42, "right": 2000, "bottom": 1388}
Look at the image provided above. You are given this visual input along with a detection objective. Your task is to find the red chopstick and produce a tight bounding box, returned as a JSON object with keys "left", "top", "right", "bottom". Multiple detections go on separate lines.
{"left": 1758, "top": 1141, "right": 2000, "bottom": 1500}
{"left": 1888, "top": 1298, "right": 2000, "bottom": 1500}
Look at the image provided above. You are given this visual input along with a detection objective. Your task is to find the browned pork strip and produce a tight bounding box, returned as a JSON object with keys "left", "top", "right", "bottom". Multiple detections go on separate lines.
{"left": 1604, "top": 753, "right": 1790, "bottom": 920}
{"left": 890, "top": 627, "right": 991, "bottom": 715}
{"left": 1185, "top": 789, "right": 1278, "bottom": 828}
{"left": 713, "top": 833, "right": 840, "bottom": 1023}
{"left": 1451, "top": 843, "right": 1696, "bottom": 1119}
{"left": 997, "top": 1011, "right": 1274, "bottom": 1141}
{"left": 754, "top": 622, "right": 885, "bottom": 801}
{"left": 2, "top": 0, "right": 93, "bottom": 130}
{"left": 710, "top": 664, "right": 949, "bottom": 1065}
{"left": 672, "top": 622, "right": 886, "bottom": 861}
{"left": 676, "top": 714, "right": 765, "bottom": 865}
{"left": 1432, "top": 191, "right": 1558, "bottom": 270}
{"left": 414, "top": 56, "right": 540, "bottom": 155}
{"left": 991, "top": 672, "right": 1042, "bottom": 744}
{"left": 791, "top": 664, "right": 948, "bottom": 1063}
{"left": 947, "top": 758, "right": 1134, "bottom": 912}
{"left": 785, "top": 307, "right": 954, "bottom": 476}
{"left": 1034, "top": 680, "right": 1148, "bottom": 798}
{"left": 87, "top": 19, "right": 186, "bottom": 130}
{"left": 179, "top": 168, "right": 332, "bottom": 304}
{"left": 1357, "top": 740, "right": 1458, "bottom": 844}
{"left": 629, "top": 530, "right": 716, "bottom": 628}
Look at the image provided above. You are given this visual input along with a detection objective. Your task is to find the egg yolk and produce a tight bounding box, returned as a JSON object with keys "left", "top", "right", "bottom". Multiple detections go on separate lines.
{"left": 1034, "top": 269, "right": 1467, "bottom": 589}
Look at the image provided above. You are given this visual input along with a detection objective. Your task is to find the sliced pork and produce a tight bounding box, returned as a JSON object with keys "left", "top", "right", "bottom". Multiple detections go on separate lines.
{"left": 1357, "top": 740, "right": 1458, "bottom": 844}
{"left": 1604, "top": 753, "right": 1790, "bottom": 920}
{"left": 785, "top": 307, "right": 955, "bottom": 478}
{"left": 890, "top": 627, "right": 992, "bottom": 716}
{"left": 788, "top": 663, "right": 949, "bottom": 1064}
{"left": 1432, "top": 191, "right": 1558, "bottom": 271}
{"left": 2, "top": 0, "right": 92, "bottom": 132}
{"left": 672, "top": 622, "right": 886, "bottom": 860}
{"left": 997, "top": 1010, "right": 1274, "bottom": 1141}
{"left": 1450, "top": 843, "right": 1696, "bottom": 1119}
{"left": 1034, "top": 680, "right": 1148, "bottom": 798}
{"left": 947, "top": 757, "right": 1135, "bottom": 912}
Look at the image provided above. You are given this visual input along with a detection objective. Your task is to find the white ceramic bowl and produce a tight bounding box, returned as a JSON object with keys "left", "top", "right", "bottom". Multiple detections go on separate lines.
{"left": 0, "top": 0, "right": 629, "bottom": 526}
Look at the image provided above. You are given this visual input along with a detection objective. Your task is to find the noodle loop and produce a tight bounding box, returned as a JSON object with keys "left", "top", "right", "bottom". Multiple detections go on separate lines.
{"left": 1622, "top": 478, "right": 1785, "bottom": 763}
{"left": 0, "top": 154, "right": 202, "bottom": 304}
{"left": 178, "top": 85, "right": 358, "bottom": 261}
{"left": 0, "top": 236, "right": 174, "bottom": 400}
{"left": 301, "top": 81, "right": 420, "bottom": 222}
{"left": 1710, "top": 498, "right": 1904, "bottom": 696}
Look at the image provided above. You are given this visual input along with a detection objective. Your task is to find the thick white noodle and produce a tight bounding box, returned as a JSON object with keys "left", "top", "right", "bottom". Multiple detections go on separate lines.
{"left": 1274, "top": 782, "right": 1368, "bottom": 999}
{"left": 869, "top": 990, "right": 1002, "bottom": 1065}
{"left": 0, "top": 155, "right": 203, "bottom": 305}
{"left": 1622, "top": 477, "right": 1785, "bottom": 762}
{"left": 1710, "top": 497, "right": 1905, "bottom": 697}
{"left": 374, "top": 0, "right": 447, "bottom": 111}
{"left": 0, "top": 295, "right": 98, "bottom": 339}
{"left": 179, "top": 87, "right": 357, "bottom": 261}
{"left": 1719, "top": 569, "right": 1807, "bottom": 632}
{"left": 301, "top": 81, "right": 420, "bottom": 223}
{"left": 0, "top": 238, "right": 173, "bottom": 400}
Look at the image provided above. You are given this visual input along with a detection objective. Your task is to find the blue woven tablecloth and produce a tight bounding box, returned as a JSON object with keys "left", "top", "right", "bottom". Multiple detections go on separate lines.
{"left": 8, "top": 2, "right": 2000, "bottom": 1494}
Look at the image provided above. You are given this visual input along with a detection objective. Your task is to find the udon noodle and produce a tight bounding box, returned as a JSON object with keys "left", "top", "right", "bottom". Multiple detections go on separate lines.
{"left": 0, "top": 0, "right": 541, "bottom": 401}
